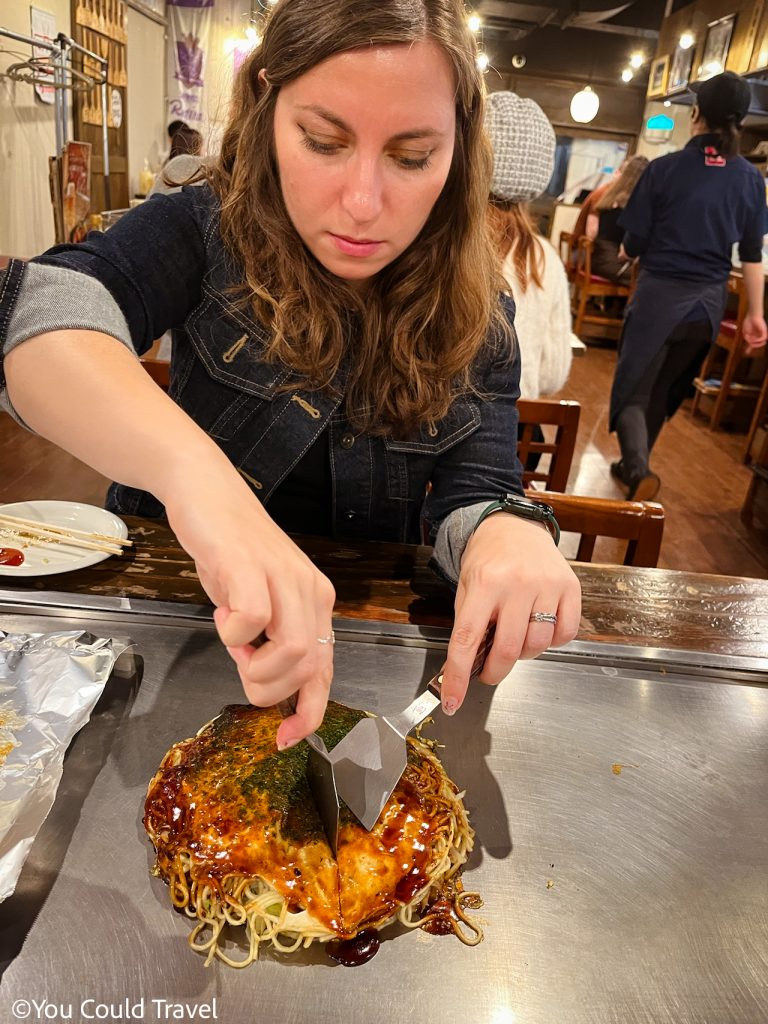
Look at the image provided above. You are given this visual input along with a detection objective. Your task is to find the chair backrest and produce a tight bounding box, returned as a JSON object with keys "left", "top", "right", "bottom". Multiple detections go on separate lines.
{"left": 558, "top": 231, "right": 575, "bottom": 271}
{"left": 574, "top": 234, "right": 593, "bottom": 278}
{"left": 141, "top": 357, "right": 170, "bottom": 389}
{"left": 528, "top": 488, "right": 665, "bottom": 567}
{"left": 140, "top": 337, "right": 170, "bottom": 389}
{"left": 517, "top": 399, "right": 580, "bottom": 492}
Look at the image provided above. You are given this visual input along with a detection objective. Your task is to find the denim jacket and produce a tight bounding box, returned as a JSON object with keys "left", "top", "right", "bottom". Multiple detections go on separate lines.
{"left": 0, "top": 185, "right": 524, "bottom": 546}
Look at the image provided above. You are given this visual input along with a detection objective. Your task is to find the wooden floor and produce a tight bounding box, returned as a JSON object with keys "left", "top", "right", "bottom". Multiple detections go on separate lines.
{"left": 552, "top": 345, "right": 767, "bottom": 578}
{"left": 0, "top": 345, "right": 766, "bottom": 578}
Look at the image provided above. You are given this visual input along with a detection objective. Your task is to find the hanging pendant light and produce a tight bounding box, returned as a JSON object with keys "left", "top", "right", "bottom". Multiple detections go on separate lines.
{"left": 570, "top": 85, "right": 600, "bottom": 124}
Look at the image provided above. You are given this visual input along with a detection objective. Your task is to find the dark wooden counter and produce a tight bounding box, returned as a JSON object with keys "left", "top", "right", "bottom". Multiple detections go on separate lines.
{"left": 3, "top": 516, "right": 767, "bottom": 660}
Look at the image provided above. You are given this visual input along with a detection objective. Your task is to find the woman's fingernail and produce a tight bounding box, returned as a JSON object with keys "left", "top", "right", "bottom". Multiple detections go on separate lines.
{"left": 277, "top": 736, "right": 300, "bottom": 751}
{"left": 443, "top": 698, "right": 458, "bottom": 716}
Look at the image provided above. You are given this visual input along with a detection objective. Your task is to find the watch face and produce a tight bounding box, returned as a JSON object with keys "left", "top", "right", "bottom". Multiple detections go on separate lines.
{"left": 504, "top": 495, "right": 549, "bottom": 513}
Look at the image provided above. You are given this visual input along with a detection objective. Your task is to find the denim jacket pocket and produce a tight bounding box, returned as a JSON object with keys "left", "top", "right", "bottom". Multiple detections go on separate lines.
{"left": 178, "top": 291, "right": 295, "bottom": 440}
{"left": 382, "top": 398, "right": 481, "bottom": 500}
{"left": 185, "top": 290, "right": 293, "bottom": 398}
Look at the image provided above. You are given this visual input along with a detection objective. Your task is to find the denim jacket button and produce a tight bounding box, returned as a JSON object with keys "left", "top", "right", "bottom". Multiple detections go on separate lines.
{"left": 340, "top": 433, "right": 355, "bottom": 449}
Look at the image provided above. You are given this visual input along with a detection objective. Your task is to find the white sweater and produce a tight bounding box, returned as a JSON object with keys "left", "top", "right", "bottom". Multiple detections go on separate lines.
{"left": 501, "top": 236, "right": 576, "bottom": 400}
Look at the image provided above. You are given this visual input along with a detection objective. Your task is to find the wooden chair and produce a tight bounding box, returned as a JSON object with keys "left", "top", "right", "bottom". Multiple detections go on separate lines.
{"left": 517, "top": 399, "right": 580, "bottom": 492}
{"left": 572, "top": 235, "right": 631, "bottom": 338}
{"left": 140, "top": 338, "right": 170, "bottom": 390}
{"left": 558, "top": 231, "right": 576, "bottom": 282}
{"left": 741, "top": 428, "right": 768, "bottom": 525}
{"left": 691, "top": 275, "right": 767, "bottom": 430}
{"left": 528, "top": 488, "right": 665, "bottom": 568}
{"left": 744, "top": 365, "right": 768, "bottom": 463}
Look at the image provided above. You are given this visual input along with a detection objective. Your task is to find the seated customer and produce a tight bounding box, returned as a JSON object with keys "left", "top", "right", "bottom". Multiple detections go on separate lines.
{"left": 485, "top": 91, "right": 576, "bottom": 401}
{"left": 150, "top": 126, "right": 205, "bottom": 196}
{"left": 585, "top": 155, "right": 648, "bottom": 282}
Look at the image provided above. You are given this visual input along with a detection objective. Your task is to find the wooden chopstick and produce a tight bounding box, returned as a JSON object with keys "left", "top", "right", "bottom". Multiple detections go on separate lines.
{"left": 0, "top": 512, "right": 132, "bottom": 549}
{"left": 0, "top": 532, "right": 121, "bottom": 557}
{"left": 0, "top": 528, "right": 124, "bottom": 556}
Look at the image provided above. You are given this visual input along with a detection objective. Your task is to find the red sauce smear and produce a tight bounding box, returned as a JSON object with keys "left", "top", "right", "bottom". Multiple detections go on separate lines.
{"left": 0, "top": 548, "right": 24, "bottom": 567}
{"left": 327, "top": 929, "right": 380, "bottom": 967}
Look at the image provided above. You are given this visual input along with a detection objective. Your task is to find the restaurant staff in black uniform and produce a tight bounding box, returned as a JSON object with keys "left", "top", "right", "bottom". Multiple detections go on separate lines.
{"left": 610, "top": 71, "right": 768, "bottom": 500}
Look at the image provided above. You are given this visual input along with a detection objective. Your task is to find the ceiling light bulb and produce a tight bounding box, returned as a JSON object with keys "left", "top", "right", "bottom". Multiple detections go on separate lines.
{"left": 570, "top": 85, "right": 600, "bottom": 124}
{"left": 679, "top": 32, "right": 694, "bottom": 50}
{"left": 468, "top": 14, "right": 481, "bottom": 33}
{"left": 621, "top": 68, "right": 633, "bottom": 82}
{"left": 629, "top": 52, "right": 644, "bottom": 69}
{"left": 476, "top": 51, "right": 490, "bottom": 72}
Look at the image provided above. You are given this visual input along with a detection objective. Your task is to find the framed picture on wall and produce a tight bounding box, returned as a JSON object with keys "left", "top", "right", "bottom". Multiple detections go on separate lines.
{"left": 698, "top": 14, "right": 736, "bottom": 80}
{"left": 668, "top": 43, "right": 694, "bottom": 92}
{"left": 648, "top": 54, "right": 669, "bottom": 97}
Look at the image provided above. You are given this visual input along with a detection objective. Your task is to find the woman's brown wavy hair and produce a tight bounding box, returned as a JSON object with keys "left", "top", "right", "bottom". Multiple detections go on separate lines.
{"left": 207, "top": 0, "right": 507, "bottom": 436}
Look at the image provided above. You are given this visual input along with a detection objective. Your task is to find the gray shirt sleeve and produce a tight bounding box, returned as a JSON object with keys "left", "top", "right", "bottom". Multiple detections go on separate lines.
{"left": 1, "top": 262, "right": 136, "bottom": 426}
{"left": 431, "top": 500, "right": 552, "bottom": 586}
{"left": 430, "top": 501, "right": 489, "bottom": 585}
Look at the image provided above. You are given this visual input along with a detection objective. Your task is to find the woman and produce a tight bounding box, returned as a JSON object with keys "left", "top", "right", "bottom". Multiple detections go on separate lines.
{"left": 485, "top": 90, "right": 575, "bottom": 400}
{"left": 150, "top": 125, "right": 205, "bottom": 196}
{"left": 611, "top": 71, "right": 767, "bottom": 500}
{"left": 0, "top": 0, "right": 580, "bottom": 747}
{"left": 586, "top": 155, "right": 648, "bottom": 282}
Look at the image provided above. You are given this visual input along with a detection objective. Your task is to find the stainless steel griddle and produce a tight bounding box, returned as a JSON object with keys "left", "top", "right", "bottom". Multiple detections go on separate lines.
{"left": 0, "top": 590, "right": 766, "bottom": 1024}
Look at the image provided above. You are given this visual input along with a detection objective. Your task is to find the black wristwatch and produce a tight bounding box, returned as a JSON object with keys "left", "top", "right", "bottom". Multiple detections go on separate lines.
{"left": 472, "top": 494, "right": 560, "bottom": 545}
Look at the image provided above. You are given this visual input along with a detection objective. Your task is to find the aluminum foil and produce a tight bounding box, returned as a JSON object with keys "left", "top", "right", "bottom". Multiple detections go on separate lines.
{"left": 0, "top": 629, "right": 130, "bottom": 901}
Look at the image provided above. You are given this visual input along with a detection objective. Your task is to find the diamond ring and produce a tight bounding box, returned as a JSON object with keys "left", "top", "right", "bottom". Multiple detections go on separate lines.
{"left": 316, "top": 631, "right": 336, "bottom": 645}
{"left": 529, "top": 611, "right": 557, "bottom": 626}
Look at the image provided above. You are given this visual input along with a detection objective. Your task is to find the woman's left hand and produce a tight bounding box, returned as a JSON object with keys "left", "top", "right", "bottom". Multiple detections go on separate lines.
{"left": 438, "top": 513, "right": 581, "bottom": 714}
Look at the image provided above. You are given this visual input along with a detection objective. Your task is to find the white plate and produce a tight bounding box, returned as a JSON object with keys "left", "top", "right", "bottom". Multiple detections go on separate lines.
{"left": 0, "top": 500, "right": 128, "bottom": 577}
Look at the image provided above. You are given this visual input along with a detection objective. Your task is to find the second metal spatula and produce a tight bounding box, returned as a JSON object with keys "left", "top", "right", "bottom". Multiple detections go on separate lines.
{"left": 331, "top": 627, "right": 495, "bottom": 830}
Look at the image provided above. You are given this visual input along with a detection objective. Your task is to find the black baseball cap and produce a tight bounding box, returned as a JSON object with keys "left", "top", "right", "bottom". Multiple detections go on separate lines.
{"left": 689, "top": 71, "right": 752, "bottom": 125}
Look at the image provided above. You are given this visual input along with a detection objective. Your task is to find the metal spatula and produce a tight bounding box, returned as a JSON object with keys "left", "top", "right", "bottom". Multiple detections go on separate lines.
{"left": 330, "top": 627, "right": 495, "bottom": 831}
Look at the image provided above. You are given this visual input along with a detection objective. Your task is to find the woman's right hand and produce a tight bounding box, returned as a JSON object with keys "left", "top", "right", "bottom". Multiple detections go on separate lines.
{"left": 162, "top": 465, "right": 336, "bottom": 750}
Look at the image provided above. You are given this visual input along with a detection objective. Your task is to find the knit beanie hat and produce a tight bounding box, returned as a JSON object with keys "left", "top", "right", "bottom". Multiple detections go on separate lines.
{"left": 484, "top": 91, "right": 556, "bottom": 202}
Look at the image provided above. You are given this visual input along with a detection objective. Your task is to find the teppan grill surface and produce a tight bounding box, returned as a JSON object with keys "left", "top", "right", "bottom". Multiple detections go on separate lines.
{"left": 0, "top": 590, "right": 766, "bottom": 1024}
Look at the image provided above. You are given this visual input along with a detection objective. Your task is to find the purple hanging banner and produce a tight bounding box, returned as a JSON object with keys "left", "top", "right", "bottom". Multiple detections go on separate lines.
{"left": 166, "top": 0, "right": 214, "bottom": 132}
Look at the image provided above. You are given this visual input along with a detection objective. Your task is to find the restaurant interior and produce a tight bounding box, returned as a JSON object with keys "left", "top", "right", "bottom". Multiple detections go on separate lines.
{"left": 0, "top": 2, "right": 767, "bottom": 1022}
